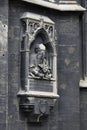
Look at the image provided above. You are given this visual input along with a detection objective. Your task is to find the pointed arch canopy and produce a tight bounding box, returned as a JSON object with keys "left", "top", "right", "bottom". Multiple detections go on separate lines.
{"left": 20, "top": 12, "right": 56, "bottom": 55}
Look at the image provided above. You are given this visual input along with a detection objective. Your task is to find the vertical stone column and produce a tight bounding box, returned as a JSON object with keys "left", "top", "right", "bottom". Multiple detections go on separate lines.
{"left": 21, "top": 28, "right": 29, "bottom": 91}
{"left": 79, "top": 0, "right": 87, "bottom": 87}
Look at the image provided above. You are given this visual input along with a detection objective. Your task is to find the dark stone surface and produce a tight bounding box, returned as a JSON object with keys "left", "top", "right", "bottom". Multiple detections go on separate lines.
{"left": 57, "top": 13, "right": 82, "bottom": 130}
{"left": 0, "top": 0, "right": 86, "bottom": 130}
{"left": 80, "top": 0, "right": 87, "bottom": 129}
{"left": 84, "top": 0, "right": 87, "bottom": 75}
{"left": 8, "top": 0, "right": 82, "bottom": 129}
{"left": 80, "top": 89, "right": 87, "bottom": 130}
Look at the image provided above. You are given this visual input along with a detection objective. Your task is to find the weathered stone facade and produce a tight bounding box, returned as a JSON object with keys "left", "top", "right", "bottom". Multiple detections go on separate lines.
{"left": 0, "top": 0, "right": 87, "bottom": 130}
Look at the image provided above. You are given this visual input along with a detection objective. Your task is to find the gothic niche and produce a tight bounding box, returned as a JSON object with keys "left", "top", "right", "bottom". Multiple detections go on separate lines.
{"left": 29, "top": 34, "right": 53, "bottom": 80}
{"left": 18, "top": 12, "right": 59, "bottom": 123}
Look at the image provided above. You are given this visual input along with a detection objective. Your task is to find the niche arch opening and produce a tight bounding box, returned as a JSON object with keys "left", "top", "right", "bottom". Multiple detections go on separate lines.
{"left": 29, "top": 28, "right": 55, "bottom": 80}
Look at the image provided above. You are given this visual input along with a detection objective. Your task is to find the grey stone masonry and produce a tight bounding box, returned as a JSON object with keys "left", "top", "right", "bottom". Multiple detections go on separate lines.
{"left": 0, "top": 0, "right": 8, "bottom": 130}
{"left": 0, "top": 0, "right": 87, "bottom": 130}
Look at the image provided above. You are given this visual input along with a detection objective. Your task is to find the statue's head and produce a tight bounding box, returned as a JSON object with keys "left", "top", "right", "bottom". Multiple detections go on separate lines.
{"left": 35, "top": 43, "right": 46, "bottom": 53}
{"left": 38, "top": 44, "right": 46, "bottom": 51}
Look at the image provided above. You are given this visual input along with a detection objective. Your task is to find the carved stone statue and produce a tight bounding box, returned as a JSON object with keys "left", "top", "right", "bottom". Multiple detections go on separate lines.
{"left": 29, "top": 43, "right": 52, "bottom": 79}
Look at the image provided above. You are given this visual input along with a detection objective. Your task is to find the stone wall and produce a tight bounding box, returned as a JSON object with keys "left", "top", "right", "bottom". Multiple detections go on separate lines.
{"left": 58, "top": 13, "right": 81, "bottom": 130}
{"left": 8, "top": 0, "right": 82, "bottom": 130}
{"left": 0, "top": 0, "right": 86, "bottom": 130}
{"left": 80, "top": 0, "right": 87, "bottom": 129}
{"left": 0, "top": 0, "right": 8, "bottom": 130}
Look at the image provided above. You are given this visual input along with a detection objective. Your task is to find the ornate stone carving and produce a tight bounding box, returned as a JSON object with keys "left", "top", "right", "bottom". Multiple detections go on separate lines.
{"left": 29, "top": 43, "right": 52, "bottom": 80}
{"left": 20, "top": 12, "right": 56, "bottom": 47}
{"left": 18, "top": 12, "right": 59, "bottom": 123}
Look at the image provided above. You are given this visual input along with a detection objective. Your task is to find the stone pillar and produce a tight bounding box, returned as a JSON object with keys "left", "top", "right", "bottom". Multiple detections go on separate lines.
{"left": 79, "top": 0, "right": 87, "bottom": 87}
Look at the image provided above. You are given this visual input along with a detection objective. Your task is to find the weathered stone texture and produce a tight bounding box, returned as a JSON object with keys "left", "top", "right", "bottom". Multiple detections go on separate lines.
{"left": 0, "top": 0, "right": 86, "bottom": 130}
{"left": 80, "top": 89, "right": 87, "bottom": 130}
{"left": 80, "top": 0, "right": 87, "bottom": 129}
{"left": 7, "top": 0, "right": 82, "bottom": 130}
{"left": 0, "top": 0, "right": 8, "bottom": 130}
{"left": 57, "top": 13, "right": 81, "bottom": 130}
